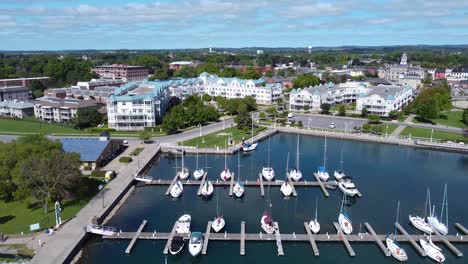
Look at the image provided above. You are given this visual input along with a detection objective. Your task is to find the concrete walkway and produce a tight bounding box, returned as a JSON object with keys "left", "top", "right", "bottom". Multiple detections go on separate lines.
{"left": 390, "top": 114, "right": 416, "bottom": 137}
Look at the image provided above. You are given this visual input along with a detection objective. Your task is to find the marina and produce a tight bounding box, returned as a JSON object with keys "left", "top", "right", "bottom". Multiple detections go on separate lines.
{"left": 78, "top": 133, "right": 468, "bottom": 264}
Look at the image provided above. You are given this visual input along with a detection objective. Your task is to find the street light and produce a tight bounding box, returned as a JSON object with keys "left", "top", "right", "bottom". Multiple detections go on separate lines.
{"left": 54, "top": 201, "right": 62, "bottom": 228}
{"left": 198, "top": 123, "right": 202, "bottom": 137}
{"left": 385, "top": 125, "right": 388, "bottom": 138}
{"left": 307, "top": 118, "right": 311, "bottom": 130}
{"left": 98, "top": 184, "right": 104, "bottom": 209}
{"left": 430, "top": 129, "right": 434, "bottom": 142}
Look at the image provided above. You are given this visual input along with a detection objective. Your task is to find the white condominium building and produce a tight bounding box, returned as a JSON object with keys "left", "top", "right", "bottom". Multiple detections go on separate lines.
{"left": 356, "top": 85, "right": 415, "bottom": 116}
{"left": 34, "top": 97, "right": 101, "bottom": 123}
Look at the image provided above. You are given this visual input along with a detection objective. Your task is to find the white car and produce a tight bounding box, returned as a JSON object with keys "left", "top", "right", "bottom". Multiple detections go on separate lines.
{"left": 287, "top": 113, "right": 295, "bottom": 119}
{"left": 329, "top": 123, "right": 336, "bottom": 129}
{"left": 122, "top": 139, "right": 129, "bottom": 145}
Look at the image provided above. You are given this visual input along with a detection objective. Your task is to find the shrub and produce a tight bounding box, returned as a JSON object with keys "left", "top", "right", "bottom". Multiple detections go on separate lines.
{"left": 83, "top": 166, "right": 92, "bottom": 171}
{"left": 91, "top": 170, "right": 107, "bottom": 177}
{"left": 89, "top": 127, "right": 116, "bottom": 133}
{"left": 119, "top": 157, "right": 133, "bottom": 163}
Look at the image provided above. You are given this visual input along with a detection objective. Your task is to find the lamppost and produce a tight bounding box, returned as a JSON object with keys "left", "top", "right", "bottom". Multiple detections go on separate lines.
{"left": 344, "top": 121, "right": 348, "bottom": 134}
{"left": 54, "top": 201, "right": 62, "bottom": 228}
{"left": 98, "top": 184, "right": 104, "bottom": 209}
{"left": 307, "top": 118, "right": 312, "bottom": 130}
{"left": 222, "top": 119, "right": 225, "bottom": 130}
{"left": 198, "top": 123, "right": 202, "bottom": 137}
{"left": 430, "top": 129, "right": 434, "bottom": 142}
{"left": 385, "top": 125, "right": 389, "bottom": 138}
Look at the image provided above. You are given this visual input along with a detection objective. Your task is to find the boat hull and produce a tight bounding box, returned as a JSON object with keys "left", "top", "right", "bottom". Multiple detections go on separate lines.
{"left": 170, "top": 181, "right": 183, "bottom": 198}
{"left": 242, "top": 142, "right": 258, "bottom": 152}
{"left": 201, "top": 182, "right": 214, "bottom": 197}
{"left": 427, "top": 216, "right": 448, "bottom": 235}
{"left": 220, "top": 169, "right": 232, "bottom": 181}
{"left": 262, "top": 167, "right": 275, "bottom": 181}
{"left": 289, "top": 170, "right": 302, "bottom": 181}
{"left": 338, "top": 213, "right": 353, "bottom": 235}
{"left": 280, "top": 182, "right": 293, "bottom": 197}
{"left": 179, "top": 169, "right": 190, "bottom": 180}
{"left": 193, "top": 169, "right": 204, "bottom": 180}
{"left": 338, "top": 182, "right": 358, "bottom": 197}
{"left": 409, "top": 215, "right": 433, "bottom": 234}
{"left": 212, "top": 217, "right": 225, "bottom": 233}
{"left": 189, "top": 244, "right": 202, "bottom": 257}
{"left": 334, "top": 170, "right": 346, "bottom": 180}
{"left": 386, "top": 237, "right": 408, "bottom": 262}
{"left": 420, "top": 239, "right": 445, "bottom": 263}
{"left": 260, "top": 215, "right": 276, "bottom": 234}
{"left": 309, "top": 220, "right": 320, "bottom": 234}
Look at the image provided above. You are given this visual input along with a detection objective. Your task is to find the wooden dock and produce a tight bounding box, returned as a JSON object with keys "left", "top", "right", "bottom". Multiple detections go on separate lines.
{"left": 303, "top": 222, "right": 319, "bottom": 256}
{"left": 228, "top": 173, "right": 235, "bottom": 196}
{"left": 364, "top": 222, "right": 390, "bottom": 256}
{"left": 125, "top": 220, "right": 147, "bottom": 254}
{"left": 258, "top": 173, "right": 265, "bottom": 197}
{"left": 395, "top": 222, "right": 426, "bottom": 256}
{"left": 274, "top": 222, "right": 284, "bottom": 256}
{"left": 165, "top": 172, "right": 180, "bottom": 195}
{"left": 313, "top": 173, "right": 329, "bottom": 197}
{"left": 333, "top": 222, "right": 355, "bottom": 257}
{"left": 162, "top": 221, "right": 179, "bottom": 254}
{"left": 202, "top": 221, "right": 212, "bottom": 255}
{"left": 240, "top": 221, "right": 245, "bottom": 256}
{"left": 196, "top": 172, "right": 208, "bottom": 196}
{"left": 455, "top": 223, "right": 468, "bottom": 235}
{"left": 433, "top": 229, "right": 463, "bottom": 257}
{"left": 286, "top": 173, "right": 297, "bottom": 197}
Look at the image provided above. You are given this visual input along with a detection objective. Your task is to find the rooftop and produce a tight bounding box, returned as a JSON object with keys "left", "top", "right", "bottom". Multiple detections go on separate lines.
{"left": 0, "top": 100, "right": 34, "bottom": 109}
{"left": 60, "top": 138, "right": 111, "bottom": 162}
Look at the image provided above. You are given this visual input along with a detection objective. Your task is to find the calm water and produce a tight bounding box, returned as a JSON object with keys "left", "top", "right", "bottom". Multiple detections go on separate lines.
{"left": 78, "top": 133, "right": 468, "bottom": 263}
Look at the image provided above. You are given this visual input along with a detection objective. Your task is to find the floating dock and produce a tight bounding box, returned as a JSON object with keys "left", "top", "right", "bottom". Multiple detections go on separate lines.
{"left": 196, "top": 172, "right": 208, "bottom": 196}
{"left": 125, "top": 220, "right": 147, "bottom": 254}
{"left": 103, "top": 221, "right": 468, "bottom": 258}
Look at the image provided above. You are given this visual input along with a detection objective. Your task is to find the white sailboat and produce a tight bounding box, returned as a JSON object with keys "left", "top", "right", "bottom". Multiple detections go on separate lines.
{"left": 261, "top": 136, "right": 275, "bottom": 181}
{"left": 189, "top": 232, "right": 203, "bottom": 256}
{"left": 176, "top": 214, "right": 191, "bottom": 234}
{"left": 315, "top": 135, "right": 330, "bottom": 181}
{"left": 308, "top": 197, "right": 321, "bottom": 234}
{"left": 261, "top": 182, "right": 276, "bottom": 234}
{"left": 420, "top": 237, "right": 445, "bottom": 263}
{"left": 242, "top": 113, "right": 258, "bottom": 152}
{"left": 427, "top": 184, "right": 449, "bottom": 235}
{"left": 409, "top": 188, "right": 433, "bottom": 234}
{"left": 201, "top": 180, "right": 213, "bottom": 198}
{"left": 170, "top": 180, "right": 183, "bottom": 198}
{"left": 338, "top": 194, "right": 353, "bottom": 235}
{"left": 334, "top": 148, "right": 346, "bottom": 180}
{"left": 233, "top": 151, "right": 245, "bottom": 198}
{"left": 289, "top": 134, "right": 303, "bottom": 181}
{"left": 280, "top": 152, "right": 293, "bottom": 197}
{"left": 386, "top": 201, "right": 408, "bottom": 262}
{"left": 211, "top": 187, "right": 225, "bottom": 232}
{"left": 179, "top": 142, "right": 189, "bottom": 180}
{"left": 193, "top": 143, "right": 204, "bottom": 180}
{"left": 220, "top": 139, "right": 232, "bottom": 181}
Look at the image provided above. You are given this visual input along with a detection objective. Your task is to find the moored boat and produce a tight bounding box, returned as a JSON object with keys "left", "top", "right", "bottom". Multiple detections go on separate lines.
{"left": 170, "top": 180, "right": 183, "bottom": 198}
{"left": 169, "top": 235, "right": 185, "bottom": 255}
{"left": 260, "top": 212, "right": 276, "bottom": 234}
{"left": 201, "top": 181, "right": 214, "bottom": 197}
{"left": 420, "top": 237, "right": 445, "bottom": 263}
{"left": 176, "top": 214, "right": 191, "bottom": 234}
{"left": 189, "top": 232, "right": 203, "bottom": 256}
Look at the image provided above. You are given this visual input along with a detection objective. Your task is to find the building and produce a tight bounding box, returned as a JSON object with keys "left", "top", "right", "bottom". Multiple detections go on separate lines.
{"left": 34, "top": 96, "right": 101, "bottom": 123}
{"left": 289, "top": 82, "right": 415, "bottom": 116}
{"left": 0, "top": 100, "right": 34, "bottom": 118}
{"left": 106, "top": 81, "right": 170, "bottom": 131}
{"left": 45, "top": 86, "right": 116, "bottom": 104}
{"left": 91, "top": 64, "right": 148, "bottom": 82}
{"left": 356, "top": 85, "right": 415, "bottom": 116}
{"left": 446, "top": 67, "right": 468, "bottom": 87}
{"left": 377, "top": 53, "right": 426, "bottom": 88}
{"left": 0, "top": 77, "right": 49, "bottom": 87}
{"left": 169, "top": 61, "right": 195, "bottom": 71}
{"left": 0, "top": 86, "right": 32, "bottom": 101}
{"left": 60, "top": 133, "right": 122, "bottom": 170}
{"left": 434, "top": 69, "right": 446, "bottom": 79}
{"left": 76, "top": 79, "right": 125, "bottom": 90}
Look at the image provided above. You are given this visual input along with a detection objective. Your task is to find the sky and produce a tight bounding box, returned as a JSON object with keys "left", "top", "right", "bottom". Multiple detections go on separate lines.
{"left": 0, "top": 0, "right": 467, "bottom": 50}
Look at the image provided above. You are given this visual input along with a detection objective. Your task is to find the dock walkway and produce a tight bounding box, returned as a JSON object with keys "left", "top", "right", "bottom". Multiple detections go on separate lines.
{"left": 125, "top": 220, "right": 147, "bottom": 254}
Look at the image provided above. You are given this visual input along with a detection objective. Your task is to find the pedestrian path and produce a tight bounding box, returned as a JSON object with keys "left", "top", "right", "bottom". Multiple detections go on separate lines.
{"left": 389, "top": 114, "right": 415, "bottom": 137}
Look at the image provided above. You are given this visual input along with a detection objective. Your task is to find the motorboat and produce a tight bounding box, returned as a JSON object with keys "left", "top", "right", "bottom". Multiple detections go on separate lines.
{"left": 309, "top": 197, "right": 320, "bottom": 234}
{"left": 211, "top": 216, "right": 225, "bottom": 233}
{"left": 233, "top": 152, "right": 245, "bottom": 198}
{"left": 338, "top": 181, "right": 359, "bottom": 197}
{"left": 427, "top": 184, "right": 449, "bottom": 235}
{"left": 280, "top": 181, "right": 293, "bottom": 197}
{"left": 420, "top": 237, "right": 445, "bottom": 263}
{"left": 338, "top": 195, "right": 352, "bottom": 235}
{"left": 315, "top": 166, "right": 330, "bottom": 181}
{"left": 387, "top": 201, "right": 409, "bottom": 262}
{"left": 86, "top": 224, "right": 117, "bottom": 236}
{"left": 169, "top": 236, "right": 185, "bottom": 255}
{"left": 386, "top": 235, "right": 408, "bottom": 262}
{"left": 220, "top": 140, "right": 232, "bottom": 181}
{"left": 201, "top": 181, "right": 214, "bottom": 198}
{"left": 289, "top": 134, "right": 302, "bottom": 181}
{"left": 193, "top": 143, "right": 205, "bottom": 180}
{"left": 262, "top": 166, "right": 275, "bottom": 181}
{"left": 133, "top": 175, "right": 153, "bottom": 183}
{"left": 189, "top": 232, "right": 203, "bottom": 257}
{"left": 242, "top": 113, "right": 258, "bottom": 152}
{"left": 409, "top": 215, "right": 433, "bottom": 234}
{"left": 170, "top": 180, "right": 183, "bottom": 198}
{"left": 260, "top": 212, "right": 276, "bottom": 234}
{"left": 334, "top": 170, "right": 346, "bottom": 181}
{"left": 176, "top": 214, "right": 191, "bottom": 234}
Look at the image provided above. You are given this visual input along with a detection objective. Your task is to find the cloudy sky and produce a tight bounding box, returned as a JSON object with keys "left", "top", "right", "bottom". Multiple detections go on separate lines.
{"left": 0, "top": 0, "right": 467, "bottom": 50}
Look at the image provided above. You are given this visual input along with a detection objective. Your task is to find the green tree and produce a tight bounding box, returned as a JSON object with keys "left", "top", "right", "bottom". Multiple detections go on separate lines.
{"left": 138, "top": 131, "right": 151, "bottom": 141}
{"left": 361, "top": 106, "right": 368, "bottom": 117}
{"left": 72, "top": 107, "right": 102, "bottom": 129}
{"left": 266, "top": 106, "right": 278, "bottom": 116}
{"left": 150, "top": 68, "right": 169, "bottom": 80}
{"left": 388, "top": 110, "right": 399, "bottom": 120}
{"left": 303, "top": 105, "right": 310, "bottom": 111}
{"left": 265, "top": 71, "right": 273, "bottom": 78}
{"left": 338, "top": 104, "right": 346, "bottom": 116}
{"left": 463, "top": 108, "right": 468, "bottom": 125}
{"left": 28, "top": 80, "right": 47, "bottom": 98}
{"left": 234, "top": 108, "right": 252, "bottom": 130}
{"left": 416, "top": 97, "right": 440, "bottom": 120}
{"left": 202, "top": 94, "right": 212, "bottom": 102}
{"left": 242, "top": 68, "right": 261, "bottom": 79}
{"left": 293, "top": 73, "right": 320, "bottom": 88}
{"left": 196, "top": 63, "right": 220, "bottom": 75}
{"left": 367, "top": 114, "right": 381, "bottom": 124}
{"left": 259, "top": 112, "right": 266, "bottom": 119}
{"left": 320, "top": 103, "right": 331, "bottom": 114}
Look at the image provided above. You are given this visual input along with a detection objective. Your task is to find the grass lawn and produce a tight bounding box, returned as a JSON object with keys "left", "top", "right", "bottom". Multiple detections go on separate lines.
{"left": 400, "top": 127, "right": 467, "bottom": 142}
{"left": 183, "top": 126, "right": 266, "bottom": 148}
{"left": 0, "top": 178, "right": 100, "bottom": 234}
{"left": 129, "top": 148, "right": 144, "bottom": 156}
{"left": 414, "top": 111, "right": 467, "bottom": 129}
{"left": 0, "top": 117, "right": 86, "bottom": 135}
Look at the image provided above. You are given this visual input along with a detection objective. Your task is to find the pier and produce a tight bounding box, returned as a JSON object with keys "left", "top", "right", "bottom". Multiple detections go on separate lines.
{"left": 433, "top": 229, "right": 463, "bottom": 257}
{"left": 228, "top": 173, "right": 236, "bottom": 196}
{"left": 258, "top": 173, "right": 265, "bottom": 197}
{"left": 105, "top": 220, "right": 468, "bottom": 258}
{"left": 196, "top": 172, "right": 208, "bottom": 196}
{"left": 313, "top": 173, "right": 330, "bottom": 197}
{"left": 165, "top": 172, "right": 181, "bottom": 195}
{"left": 455, "top": 223, "right": 468, "bottom": 235}
{"left": 125, "top": 220, "right": 147, "bottom": 254}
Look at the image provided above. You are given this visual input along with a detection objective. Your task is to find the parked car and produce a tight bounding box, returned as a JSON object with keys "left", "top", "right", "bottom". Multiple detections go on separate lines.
{"left": 329, "top": 123, "right": 336, "bottom": 129}
{"left": 287, "top": 113, "right": 295, "bottom": 119}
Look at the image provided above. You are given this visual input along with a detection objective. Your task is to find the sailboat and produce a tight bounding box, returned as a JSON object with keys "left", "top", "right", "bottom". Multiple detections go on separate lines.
{"left": 201, "top": 180, "right": 213, "bottom": 198}
{"left": 289, "top": 134, "right": 303, "bottom": 181}
{"left": 170, "top": 180, "right": 183, "bottom": 198}
{"left": 427, "top": 184, "right": 449, "bottom": 235}
{"left": 280, "top": 152, "right": 293, "bottom": 197}
{"left": 242, "top": 113, "right": 258, "bottom": 152}
{"left": 261, "top": 136, "right": 275, "bottom": 181}
{"left": 179, "top": 142, "right": 189, "bottom": 180}
{"left": 386, "top": 201, "right": 408, "bottom": 262}
{"left": 233, "top": 151, "right": 245, "bottom": 198}
{"left": 334, "top": 147, "right": 346, "bottom": 180}
{"left": 308, "top": 197, "right": 321, "bottom": 234}
{"left": 315, "top": 135, "right": 330, "bottom": 181}
{"left": 193, "top": 143, "right": 204, "bottom": 180}
{"left": 409, "top": 188, "right": 433, "bottom": 234}
{"left": 211, "top": 187, "right": 225, "bottom": 232}
{"left": 261, "top": 181, "right": 276, "bottom": 234}
{"left": 220, "top": 139, "right": 232, "bottom": 181}
{"left": 338, "top": 194, "right": 352, "bottom": 235}
{"left": 420, "top": 236, "right": 445, "bottom": 263}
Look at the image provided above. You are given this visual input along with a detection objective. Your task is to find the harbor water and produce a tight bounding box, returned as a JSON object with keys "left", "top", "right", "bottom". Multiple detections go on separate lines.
{"left": 78, "top": 133, "right": 468, "bottom": 263}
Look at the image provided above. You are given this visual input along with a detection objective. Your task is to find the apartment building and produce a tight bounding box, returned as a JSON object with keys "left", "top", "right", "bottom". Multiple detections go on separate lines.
{"left": 34, "top": 97, "right": 101, "bottom": 123}
{"left": 356, "top": 85, "right": 415, "bottom": 116}
{"left": 0, "top": 86, "right": 32, "bottom": 102}
{"left": 91, "top": 64, "right": 148, "bottom": 82}
{"left": 0, "top": 100, "right": 34, "bottom": 118}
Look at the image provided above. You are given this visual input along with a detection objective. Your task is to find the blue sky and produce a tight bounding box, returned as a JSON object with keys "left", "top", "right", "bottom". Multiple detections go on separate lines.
{"left": 0, "top": 0, "right": 467, "bottom": 50}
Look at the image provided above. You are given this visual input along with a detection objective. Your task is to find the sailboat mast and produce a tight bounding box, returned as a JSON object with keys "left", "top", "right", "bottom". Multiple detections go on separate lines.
{"left": 181, "top": 141, "right": 185, "bottom": 169}
{"left": 237, "top": 151, "right": 240, "bottom": 181}
{"left": 286, "top": 152, "right": 290, "bottom": 175}
{"left": 315, "top": 197, "right": 318, "bottom": 221}
{"left": 251, "top": 113, "right": 254, "bottom": 143}
{"left": 196, "top": 142, "right": 199, "bottom": 169}
{"left": 323, "top": 136, "right": 327, "bottom": 169}
{"left": 224, "top": 139, "right": 227, "bottom": 169}
{"left": 296, "top": 134, "right": 300, "bottom": 169}
{"left": 216, "top": 184, "right": 219, "bottom": 216}
{"left": 441, "top": 184, "right": 448, "bottom": 226}
{"left": 268, "top": 136, "right": 271, "bottom": 165}
{"left": 340, "top": 147, "right": 344, "bottom": 170}
{"left": 340, "top": 194, "right": 345, "bottom": 213}
{"left": 394, "top": 201, "right": 400, "bottom": 235}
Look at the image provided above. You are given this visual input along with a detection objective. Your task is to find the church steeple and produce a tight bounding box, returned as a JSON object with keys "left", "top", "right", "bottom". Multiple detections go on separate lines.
{"left": 400, "top": 52, "right": 408, "bottom": 65}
